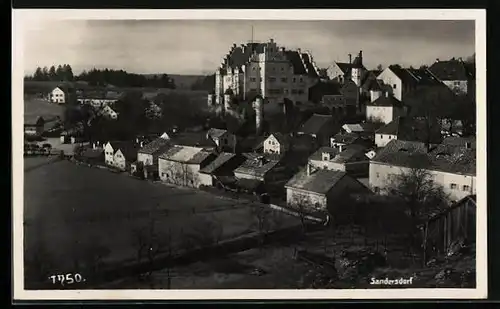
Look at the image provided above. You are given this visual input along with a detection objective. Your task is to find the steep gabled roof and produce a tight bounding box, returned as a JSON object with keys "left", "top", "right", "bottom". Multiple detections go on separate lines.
{"left": 284, "top": 50, "right": 307, "bottom": 75}
{"left": 199, "top": 152, "right": 238, "bottom": 175}
{"left": 428, "top": 59, "right": 475, "bottom": 81}
{"left": 159, "top": 145, "right": 214, "bottom": 164}
{"left": 234, "top": 153, "right": 281, "bottom": 178}
{"left": 139, "top": 136, "right": 172, "bottom": 155}
{"left": 298, "top": 114, "right": 334, "bottom": 135}
{"left": 375, "top": 117, "right": 443, "bottom": 144}
{"left": 367, "top": 95, "right": 404, "bottom": 107}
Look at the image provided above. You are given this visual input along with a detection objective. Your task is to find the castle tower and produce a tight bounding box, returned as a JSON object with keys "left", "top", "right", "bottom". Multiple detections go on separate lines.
{"left": 252, "top": 95, "right": 264, "bottom": 135}
{"left": 224, "top": 88, "right": 234, "bottom": 111}
{"left": 351, "top": 50, "right": 364, "bottom": 87}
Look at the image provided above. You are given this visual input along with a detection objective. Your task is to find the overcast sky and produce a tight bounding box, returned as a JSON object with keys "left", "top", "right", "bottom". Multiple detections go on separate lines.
{"left": 23, "top": 19, "right": 475, "bottom": 76}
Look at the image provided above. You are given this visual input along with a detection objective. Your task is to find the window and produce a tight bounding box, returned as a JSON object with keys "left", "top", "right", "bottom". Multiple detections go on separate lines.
{"left": 299, "top": 77, "right": 304, "bottom": 82}
{"left": 269, "top": 77, "right": 276, "bottom": 82}
{"left": 380, "top": 135, "right": 384, "bottom": 139}
{"left": 373, "top": 187, "right": 380, "bottom": 193}
{"left": 293, "top": 78, "right": 297, "bottom": 83}
{"left": 450, "top": 183, "right": 458, "bottom": 189}
{"left": 388, "top": 136, "right": 392, "bottom": 139}
{"left": 291, "top": 89, "right": 298, "bottom": 94}
{"left": 252, "top": 67, "right": 256, "bottom": 71}
{"left": 376, "top": 172, "right": 380, "bottom": 178}
{"left": 393, "top": 84, "right": 397, "bottom": 89}
{"left": 454, "top": 81, "right": 461, "bottom": 86}
{"left": 281, "top": 77, "right": 288, "bottom": 83}
{"left": 298, "top": 89, "right": 304, "bottom": 95}
{"left": 281, "top": 67, "right": 284, "bottom": 71}
{"left": 462, "top": 185, "right": 470, "bottom": 191}
{"left": 250, "top": 77, "right": 257, "bottom": 82}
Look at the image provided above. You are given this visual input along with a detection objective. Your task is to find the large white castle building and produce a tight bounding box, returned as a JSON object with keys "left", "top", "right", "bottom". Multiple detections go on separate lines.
{"left": 208, "top": 39, "right": 321, "bottom": 113}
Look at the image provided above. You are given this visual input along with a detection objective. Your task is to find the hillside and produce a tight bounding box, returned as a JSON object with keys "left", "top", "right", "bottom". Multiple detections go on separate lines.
{"left": 142, "top": 74, "right": 207, "bottom": 90}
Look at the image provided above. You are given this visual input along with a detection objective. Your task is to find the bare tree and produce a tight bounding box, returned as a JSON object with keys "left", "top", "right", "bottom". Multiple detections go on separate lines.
{"left": 384, "top": 166, "right": 450, "bottom": 247}
{"left": 250, "top": 204, "right": 274, "bottom": 246}
{"left": 290, "top": 193, "right": 312, "bottom": 235}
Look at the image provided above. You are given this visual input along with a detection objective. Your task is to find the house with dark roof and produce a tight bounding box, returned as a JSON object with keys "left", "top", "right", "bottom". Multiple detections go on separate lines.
{"left": 375, "top": 116, "right": 443, "bottom": 148}
{"left": 198, "top": 152, "right": 247, "bottom": 187}
{"left": 376, "top": 66, "right": 443, "bottom": 101}
{"left": 428, "top": 58, "right": 475, "bottom": 95}
{"left": 262, "top": 133, "right": 290, "bottom": 155}
{"left": 206, "top": 128, "right": 237, "bottom": 152}
{"left": 365, "top": 93, "right": 406, "bottom": 124}
{"left": 24, "top": 115, "right": 45, "bottom": 136}
{"left": 50, "top": 84, "right": 76, "bottom": 104}
{"left": 308, "top": 144, "right": 370, "bottom": 177}
{"left": 233, "top": 153, "right": 282, "bottom": 183}
{"left": 103, "top": 141, "right": 139, "bottom": 171}
{"left": 369, "top": 139, "right": 476, "bottom": 201}
{"left": 285, "top": 166, "right": 369, "bottom": 211}
{"left": 131, "top": 134, "right": 173, "bottom": 177}
{"left": 213, "top": 39, "right": 320, "bottom": 110}
{"left": 326, "top": 51, "right": 367, "bottom": 86}
{"left": 158, "top": 145, "right": 217, "bottom": 188}
{"left": 296, "top": 113, "right": 339, "bottom": 146}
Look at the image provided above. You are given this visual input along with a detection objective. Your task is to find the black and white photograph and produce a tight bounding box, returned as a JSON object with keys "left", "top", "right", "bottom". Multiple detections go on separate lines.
{"left": 12, "top": 9, "right": 487, "bottom": 300}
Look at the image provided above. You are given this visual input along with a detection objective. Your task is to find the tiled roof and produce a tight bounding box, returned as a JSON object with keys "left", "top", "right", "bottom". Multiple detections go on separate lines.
{"left": 225, "top": 43, "right": 265, "bottom": 70}
{"left": 388, "top": 66, "right": 418, "bottom": 85}
{"left": 110, "top": 142, "right": 139, "bottom": 161}
{"left": 298, "top": 114, "right": 333, "bottom": 135}
{"left": 301, "top": 53, "right": 319, "bottom": 77}
{"left": 372, "top": 139, "right": 476, "bottom": 175}
{"left": 342, "top": 124, "right": 365, "bottom": 133}
{"left": 159, "top": 145, "right": 214, "bottom": 164}
{"left": 332, "top": 132, "right": 361, "bottom": 145}
{"left": 268, "top": 132, "right": 289, "bottom": 145}
{"left": 207, "top": 128, "right": 228, "bottom": 140}
{"left": 169, "top": 132, "right": 217, "bottom": 149}
{"left": 309, "top": 81, "right": 342, "bottom": 103}
{"left": 138, "top": 137, "right": 172, "bottom": 155}
{"left": 428, "top": 59, "right": 474, "bottom": 81}
{"left": 285, "top": 168, "right": 348, "bottom": 195}
{"left": 376, "top": 117, "right": 443, "bottom": 144}
{"left": 336, "top": 62, "right": 353, "bottom": 74}
{"left": 388, "top": 66, "right": 442, "bottom": 87}
{"left": 199, "top": 152, "right": 237, "bottom": 174}
{"left": 234, "top": 153, "right": 281, "bottom": 178}
{"left": 284, "top": 50, "right": 307, "bottom": 75}
{"left": 309, "top": 145, "right": 367, "bottom": 164}
{"left": 367, "top": 95, "right": 404, "bottom": 107}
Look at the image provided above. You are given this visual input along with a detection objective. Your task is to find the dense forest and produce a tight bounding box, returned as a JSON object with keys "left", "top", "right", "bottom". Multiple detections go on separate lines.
{"left": 25, "top": 65, "right": 176, "bottom": 89}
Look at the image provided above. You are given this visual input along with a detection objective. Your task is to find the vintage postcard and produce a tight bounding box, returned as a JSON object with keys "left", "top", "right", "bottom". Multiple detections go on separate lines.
{"left": 12, "top": 9, "right": 487, "bottom": 301}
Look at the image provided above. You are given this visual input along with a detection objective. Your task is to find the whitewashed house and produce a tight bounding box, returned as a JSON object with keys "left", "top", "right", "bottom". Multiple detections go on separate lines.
{"left": 103, "top": 141, "right": 138, "bottom": 171}
{"left": 365, "top": 93, "right": 405, "bottom": 125}
{"left": 158, "top": 145, "right": 216, "bottom": 188}
{"left": 285, "top": 165, "right": 369, "bottom": 211}
{"left": 263, "top": 133, "right": 290, "bottom": 155}
{"left": 308, "top": 145, "right": 370, "bottom": 177}
{"left": 428, "top": 58, "right": 475, "bottom": 95}
{"left": 369, "top": 139, "right": 476, "bottom": 201}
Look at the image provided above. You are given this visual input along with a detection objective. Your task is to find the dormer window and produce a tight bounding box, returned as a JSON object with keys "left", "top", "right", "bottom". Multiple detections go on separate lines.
{"left": 322, "top": 152, "right": 331, "bottom": 161}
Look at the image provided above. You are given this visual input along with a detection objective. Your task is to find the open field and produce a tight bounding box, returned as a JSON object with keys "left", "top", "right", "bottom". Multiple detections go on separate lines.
{"left": 23, "top": 159, "right": 298, "bottom": 279}
{"left": 24, "top": 98, "right": 65, "bottom": 120}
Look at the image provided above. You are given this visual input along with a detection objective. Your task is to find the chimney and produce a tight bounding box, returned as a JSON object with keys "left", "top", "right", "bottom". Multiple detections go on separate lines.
{"left": 359, "top": 50, "right": 363, "bottom": 60}
{"left": 385, "top": 92, "right": 389, "bottom": 98}
{"left": 435, "top": 58, "right": 440, "bottom": 63}
{"left": 306, "top": 163, "right": 311, "bottom": 176}
{"left": 348, "top": 54, "right": 352, "bottom": 64}
{"left": 270, "top": 38, "right": 274, "bottom": 43}
{"left": 281, "top": 47, "right": 286, "bottom": 52}
{"left": 458, "top": 57, "right": 463, "bottom": 62}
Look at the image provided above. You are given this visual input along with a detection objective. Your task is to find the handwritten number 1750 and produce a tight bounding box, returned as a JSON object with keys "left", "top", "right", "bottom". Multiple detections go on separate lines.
{"left": 48, "top": 273, "right": 85, "bottom": 286}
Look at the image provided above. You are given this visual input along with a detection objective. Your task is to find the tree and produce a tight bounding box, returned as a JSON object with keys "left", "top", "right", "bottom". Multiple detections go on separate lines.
{"left": 33, "top": 67, "right": 44, "bottom": 81}
{"left": 290, "top": 192, "right": 312, "bottom": 235}
{"left": 56, "top": 65, "right": 64, "bottom": 81}
{"left": 250, "top": 204, "right": 274, "bottom": 246}
{"left": 49, "top": 65, "right": 57, "bottom": 81}
{"left": 42, "top": 67, "right": 49, "bottom": 81}
{"left": 376, "top": 64, "right": 383, "bottom": 71}
{"left": 384, "top": 164, "right": 450, "bottom": 247}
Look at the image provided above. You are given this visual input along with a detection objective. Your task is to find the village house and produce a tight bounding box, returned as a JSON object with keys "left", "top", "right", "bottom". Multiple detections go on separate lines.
{"left": 296, "top": 113, "right": 339, "bottom": 147}
{"left": 369, "top": 139, "right": 476, "bottom": 201}
{"left": 169, "top": 131, "right": 218, "bottom": 151}
{"left": 49, "top": 85, "right": 75, "bottom": 104}
{"left": 376, "top": 66, "right": 443, "bottom": 101}
{"left": 131, "top": 133, "right": 172, "bottom": 178}
{"left": 365, "top": 92, "right": 406, "bottom": 124}
{"left": 210, "top": 39, "right": 320, "bottom": 111}
{"left": 24, "top": 115, "right": 45, "bottom": 136}
{"left": 374, "top": 116, "right": 443, "bottom": 148}
{"left": 308, "top": 144, "right": 370, "bottom": 177}
{"left": 158, "top": 145, "right": 217, "bottom": 188}
{"left": 330, "top": 132, "right": 373, "bottom": 150}
{"left": 77, "top": 91, "right": 122, "bottom": 108}
{"left": 206, "top": 128, "right": 237, "bottom": 152}
{"left": 198, "top": 152, "right": 247, "bottom": 187}
{"left": 285, "top": 165, "right": 369, "bottom": 212}
{"left": 96, "top": 105, "right": 119, "bottom": 120}
{"left": 233, "top": 153, "right": 282, "bottom": 183}
{"left": 326, "top": 51, "right": 367, "bottom": 86}
{"left": 104, "top": 141, "right": 139, "bottom": 171}
{"left": 262, "top": 133, "right": 290, "bottom": 155}
{"left": 428, "top": 58, "right": 475, "bottom": 95}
